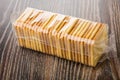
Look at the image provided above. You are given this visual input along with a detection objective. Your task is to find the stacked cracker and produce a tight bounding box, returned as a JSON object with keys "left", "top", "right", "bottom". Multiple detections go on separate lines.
{"left": 13, "top": 8, "right": 108, "bottom": 67}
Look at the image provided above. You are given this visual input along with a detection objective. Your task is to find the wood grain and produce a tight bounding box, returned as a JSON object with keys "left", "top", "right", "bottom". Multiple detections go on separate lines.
{"left": 0, "top": 0, "right": 120, "bottom": 80}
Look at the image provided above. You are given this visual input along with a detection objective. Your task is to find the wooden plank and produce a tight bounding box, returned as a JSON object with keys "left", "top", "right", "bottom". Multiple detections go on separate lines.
{"left": 0, "top": 0, "right": 120, "bottom": 80}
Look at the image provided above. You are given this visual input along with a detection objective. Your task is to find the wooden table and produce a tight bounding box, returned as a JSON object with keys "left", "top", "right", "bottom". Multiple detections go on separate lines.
{"left": 0, "top": 0, "right": 120, "bottom": 80}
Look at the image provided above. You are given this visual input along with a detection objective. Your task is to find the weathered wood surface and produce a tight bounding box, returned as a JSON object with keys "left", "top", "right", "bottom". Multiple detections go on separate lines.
{"left": 0, "top": 0, "right": 120, "bottom": 80}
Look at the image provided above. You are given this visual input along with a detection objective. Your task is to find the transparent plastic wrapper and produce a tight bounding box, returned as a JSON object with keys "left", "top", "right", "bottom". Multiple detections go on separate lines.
{"left": 12, "top": 7, "right": 111, "bottom": 67}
